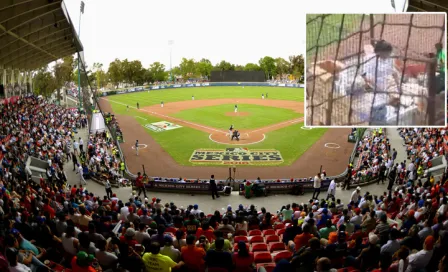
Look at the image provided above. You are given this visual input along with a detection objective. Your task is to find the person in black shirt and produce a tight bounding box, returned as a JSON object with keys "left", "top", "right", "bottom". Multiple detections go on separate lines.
{"left": 205, "top": 237, "right": 233, "bottom": 271}
{"left": 210, "top": 174, "right": 219, "bottom": 199}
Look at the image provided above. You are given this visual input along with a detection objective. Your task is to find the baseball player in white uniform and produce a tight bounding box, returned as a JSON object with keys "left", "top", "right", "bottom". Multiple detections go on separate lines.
{"left": 229, "top": 124, "right": 234, "bottom": 139}
{"left": 234, "top": 104, "right": 238, "bottom": 113}
{"left": 161, "top": 101, "right": 164, "bottom": 108}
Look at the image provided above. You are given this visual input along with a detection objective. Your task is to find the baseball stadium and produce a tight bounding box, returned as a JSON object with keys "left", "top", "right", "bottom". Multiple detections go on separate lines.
{"left": 0, "top": 1, "right": 448, "bottom": 272}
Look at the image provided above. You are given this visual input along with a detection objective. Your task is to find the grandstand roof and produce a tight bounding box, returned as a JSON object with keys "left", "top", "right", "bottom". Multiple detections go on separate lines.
{"left": 0, "top": 0, "right": 83, "bottom": 71}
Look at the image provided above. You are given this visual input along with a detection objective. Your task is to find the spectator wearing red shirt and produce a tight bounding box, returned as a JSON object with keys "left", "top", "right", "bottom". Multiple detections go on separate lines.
{"left": 43, "top": 198, "right": 55, "bottom": 219}
{"left": 196, "top": 221, "right": 215, "bottom": 242}
{"left": 233, "top": 241, "right": 254, "bottom": 272}
{"left": 181, "top": 235, "right": 206, "bottom": 271}
{"left": 71, "top": 185, "right": 77, "bottom": 196}
{"left": 135, "top": 172, "right": 147, "bottom": 198}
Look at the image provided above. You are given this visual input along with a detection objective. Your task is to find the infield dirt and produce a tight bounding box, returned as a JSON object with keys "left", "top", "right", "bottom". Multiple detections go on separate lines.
{"left": 99, "top": 98, "right": 353, "bottom": 179}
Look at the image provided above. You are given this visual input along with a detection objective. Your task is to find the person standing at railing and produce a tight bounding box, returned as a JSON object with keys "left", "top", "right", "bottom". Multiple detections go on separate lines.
{"left": 436, "top": 43, "right": 445, "bottom": 94}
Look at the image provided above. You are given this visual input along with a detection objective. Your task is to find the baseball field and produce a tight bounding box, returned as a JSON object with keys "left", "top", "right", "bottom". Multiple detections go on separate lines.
{"left": 98, "top": 86, "right": 354, "bottom": 179}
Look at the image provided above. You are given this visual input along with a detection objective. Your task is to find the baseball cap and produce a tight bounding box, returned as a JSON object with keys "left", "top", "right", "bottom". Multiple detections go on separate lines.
{"left": 193, "top": 204, "right": 198, "bottom": 209}
{"left": 76, "top": 251, "right": 94, "bottom": 266}
{"left": 425, "top": 235, "right": 435, "bottom": 250}
{"left": 125, "top": 228, "right": 136, "bottom": 237}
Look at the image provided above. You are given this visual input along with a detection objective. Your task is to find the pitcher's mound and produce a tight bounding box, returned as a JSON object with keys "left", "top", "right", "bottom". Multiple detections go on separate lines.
{"left": 225, "top": 112, "right": 250, "bottom": 117}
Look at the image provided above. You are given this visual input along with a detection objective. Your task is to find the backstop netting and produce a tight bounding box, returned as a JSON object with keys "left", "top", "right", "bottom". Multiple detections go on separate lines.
{"left": 210, "top": 71, "right": 266, "bottom": 82}
{"left": 306, "top": 14, "right": 446, "bottom": 126}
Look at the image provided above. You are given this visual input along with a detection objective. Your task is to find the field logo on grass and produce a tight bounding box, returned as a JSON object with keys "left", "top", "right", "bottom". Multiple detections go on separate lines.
{"left": 190, "top": 147, "right": 283, "bottom": 165}
{"left": 144, "top": 121, "right": 182, "bottom": 132}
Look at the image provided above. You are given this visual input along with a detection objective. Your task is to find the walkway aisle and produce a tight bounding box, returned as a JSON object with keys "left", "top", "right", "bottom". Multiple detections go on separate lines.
{"left": 387, "top": 128, "right": 408, "bottom": 164}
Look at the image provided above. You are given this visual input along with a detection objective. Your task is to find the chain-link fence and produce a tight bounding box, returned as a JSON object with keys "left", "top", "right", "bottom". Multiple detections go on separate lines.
{"left": 306, "top": 14, "right": 446, "bottom": 126}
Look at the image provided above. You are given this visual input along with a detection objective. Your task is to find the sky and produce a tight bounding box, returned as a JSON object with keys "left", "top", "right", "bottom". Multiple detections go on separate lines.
{"left": 63, "top": 0, "right": 401, "bottom": 70}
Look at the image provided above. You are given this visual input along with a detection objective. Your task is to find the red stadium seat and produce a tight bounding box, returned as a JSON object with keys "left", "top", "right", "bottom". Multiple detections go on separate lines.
{"left": 249, "top": 224, "right": 260, "bottom": 230}
{"left": 234, "top": 236, "right": 249, "bottom": 243}
{"left": 274, "top": 223, "right": 285, "bottom": 230}
{"left": 276, "top": 228, "right": 286, "bottom": 236}
{"left": 254, "top": 251, "right": 273, "bottom": 264}
{"left": 262, "top": 229, "right": 276, "bottom": 236}
{"left": 256, "top": 263, "right": 276, "bottom": 272}
{"left": 268, "top": 242, "right": 286, "bottom": 252}
{"left": 249, "top": 230, "right": 262, "bottom": 236}
{"left": 265, "top": 235, "right": 280, "bottom": 243}
{"left": 272, "top": 250, "right": 292, "bottom": 262}
{"left": 235, "top": 230, "right": 248, "bottom": 236}
{"left": 249, "top": 235, "right": 264, "bottom": 244}
{"left": 251, "top": 243, "right": 268, "bottom": 252}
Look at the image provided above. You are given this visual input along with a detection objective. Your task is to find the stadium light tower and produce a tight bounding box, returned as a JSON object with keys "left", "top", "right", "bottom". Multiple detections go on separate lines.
{"left": 77, "top": 1, "right": 85, "bottom": 110}
{"left": 168, "top": 40, "right": 174, "bottom": 82}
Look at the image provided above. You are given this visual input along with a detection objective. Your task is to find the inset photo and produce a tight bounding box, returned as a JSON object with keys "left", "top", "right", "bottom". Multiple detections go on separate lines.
{"left": 305, "top": 13, "right": 446, "bottom": 127}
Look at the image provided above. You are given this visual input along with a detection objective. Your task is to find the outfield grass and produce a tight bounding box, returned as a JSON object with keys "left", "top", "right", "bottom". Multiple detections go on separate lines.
{"left": 108, "top": 86, "right": 304, "bottom": 107}
{"left": 109, "top": 101, "right": 326, "bottom": 166}
{"left": 172, "top": 104, "right": 302, "bottom": 130}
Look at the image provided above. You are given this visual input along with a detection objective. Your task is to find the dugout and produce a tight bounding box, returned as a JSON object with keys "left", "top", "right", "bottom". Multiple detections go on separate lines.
{"left": 210, "top": 71, "right": 266, "bottom": 82}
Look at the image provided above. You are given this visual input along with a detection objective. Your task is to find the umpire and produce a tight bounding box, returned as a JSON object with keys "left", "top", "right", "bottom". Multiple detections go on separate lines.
{"left": 210, "top": 174, "right": 220, "bottom": 199}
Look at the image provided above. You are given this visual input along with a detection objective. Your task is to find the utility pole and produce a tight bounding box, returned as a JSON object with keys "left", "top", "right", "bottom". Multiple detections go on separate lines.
{"left": 77, "top": 1, "right": 85, "bottom": 110}
{"left": 168, "top": 40, "right": 174, "bottom": 82}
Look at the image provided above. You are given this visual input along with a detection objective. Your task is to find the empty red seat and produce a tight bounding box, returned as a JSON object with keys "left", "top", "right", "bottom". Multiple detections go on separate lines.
{"left": 276, "top": 228, "right": 286, "bottom": 236}
{"left": 268, "top": 242, "right": 286, "bottom": 252}
{"left": 234, "top": 236, "right": 248, "bottom": 243}
{"left": 274, "top": 223, "right": 285, "bottom": 229}
{"left": 235, "top": 230, "right": 248, "bottom": 236}
{"left": 249, "top": 230, "right": 262, "bottom": 236}
{"left": 263, "top": 229, "right": 276, "bottom": 236}
{"left": 265, "top": 235, "right": 280, "bottom": 243}
{"left": 249, "top": 235, "right": 264, "bottom": 244}
{"left": 256, "top": 263, "right": 276, "bottom": 272}
{"left": 254, "top": 251, "right": 273, "bottom": 264}
{"left": 252, "top": 243, "right": 268, "bottom": 252}
{"left": 272, "top": 250, "right": 292, "bottom": 262}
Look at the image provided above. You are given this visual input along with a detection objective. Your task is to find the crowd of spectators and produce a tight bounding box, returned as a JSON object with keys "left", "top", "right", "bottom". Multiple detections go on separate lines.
{"left": 3, "top": 96, "right": 448, "bottom": 271}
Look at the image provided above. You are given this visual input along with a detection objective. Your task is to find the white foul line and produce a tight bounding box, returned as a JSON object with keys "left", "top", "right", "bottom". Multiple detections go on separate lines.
{"left": 249, "top": 117, "right": 304, "bottom": 133}
{"left": 103, "top": 98, "right": 227, "bottom": 134}
{"left": 136, "top": 116, "right": 147, "bottom": 120}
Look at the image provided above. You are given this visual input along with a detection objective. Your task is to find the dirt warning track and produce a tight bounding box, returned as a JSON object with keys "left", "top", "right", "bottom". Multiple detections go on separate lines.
{"left": 98, "top": 97, "right": 353, "bottom": 179}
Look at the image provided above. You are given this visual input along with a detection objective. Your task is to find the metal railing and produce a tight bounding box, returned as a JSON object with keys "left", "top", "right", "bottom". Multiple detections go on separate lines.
{"left": 306, "top": 13, "right": 445, "bottom": 126}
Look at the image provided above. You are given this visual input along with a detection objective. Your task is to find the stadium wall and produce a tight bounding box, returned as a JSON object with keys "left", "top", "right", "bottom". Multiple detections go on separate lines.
{"left": 99, "top": 82, "right": 305, "bottom": 97}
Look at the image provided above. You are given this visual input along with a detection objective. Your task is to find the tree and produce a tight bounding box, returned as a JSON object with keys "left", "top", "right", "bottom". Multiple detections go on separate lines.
{"left": 93, "top": 62, "right": 108, "bottom": 89}
{"left": 149, "top": 62, "right": 168, "bottom": 82}
{"left": 33, "top": 66, "right": 57, "bottom": 98}
{"left": 179, "top": 58, "right": 197, "bottom": 79}
{"left": 288, "top": 55, "right": 305, "bottom": 82}
{"left": 214, "top": 60, "right": 235, "bottom": 71}
{"left": 258, "top": 56, "right": 276, "bottom": 80}
{"left": 108, "top": 59, "right": 123, "bottom": 88}
{"left": 196, "top": 58, "right": 213, "bottom": 79}
{"left": 275, "top": 57, "right": 290, "bottom": 78}
{"left": 244, "top": 63, "right": 262, "bottom": 71}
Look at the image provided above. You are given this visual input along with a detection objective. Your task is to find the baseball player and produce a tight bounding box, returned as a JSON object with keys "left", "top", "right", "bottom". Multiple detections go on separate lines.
{"left": 126, "top": 105, "right": 129, "bottom": 111}
{"left": 161, "top": 101, "right": 164, "bottom": 108}
{"left": 234, "top": 104, "right": 238, "bottom": 113}
{"left": 266, "top": 93, "right": 268, "bottom": 98}
{"left": 192, "top": 95, "right": 195, "bottom": 100}
{"left": 262, "top": 93, "right": 265, "bottom": 99}
{"left": 137, "top": 102, "right": 139, "bottom": 109}
{"left": 135, "top": 140, "right": 139, "bottom": 156}
{"left": 229, "top": 124, "right": 234, "bottom": 139}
